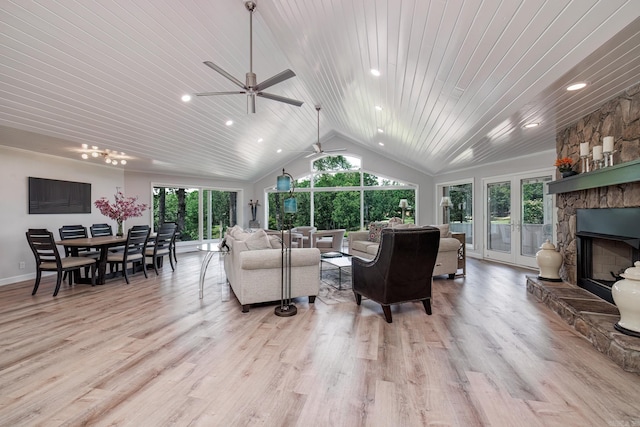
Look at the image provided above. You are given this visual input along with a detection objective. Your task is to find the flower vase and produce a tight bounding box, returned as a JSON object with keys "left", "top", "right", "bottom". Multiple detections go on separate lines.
{"left": 116, "top": 221, "right": 124, "bottom": 237}
{"left": 561, "top": 170, "right": 577, "bottom": 178}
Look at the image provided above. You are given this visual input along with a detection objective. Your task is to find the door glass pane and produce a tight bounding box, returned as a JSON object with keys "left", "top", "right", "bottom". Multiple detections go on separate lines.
{"left": 520, "top": 176, "right": 553, "bottom": 257}
{"left": 487, "top": 181, "right": 511, "bottom": 253}
{"left": 445, "top": 183, "right": 472, "bottom": 244}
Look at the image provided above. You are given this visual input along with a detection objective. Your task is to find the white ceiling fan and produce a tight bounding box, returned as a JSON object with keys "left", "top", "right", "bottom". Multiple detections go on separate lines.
{"left": 194, "top": 1, "right": 303, "bottom": 113}
{"left": 304, "top": 106, "right": 346, "bottom": 158}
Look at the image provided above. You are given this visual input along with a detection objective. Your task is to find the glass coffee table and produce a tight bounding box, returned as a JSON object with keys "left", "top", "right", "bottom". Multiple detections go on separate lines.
{"left": 320, "top": 252, "right": 353, "bottom": 290}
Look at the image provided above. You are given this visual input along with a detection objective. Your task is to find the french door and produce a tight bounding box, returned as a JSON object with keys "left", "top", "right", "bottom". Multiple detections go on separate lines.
{"left": 483, "top": 170, "right": 554, "bottom": 268}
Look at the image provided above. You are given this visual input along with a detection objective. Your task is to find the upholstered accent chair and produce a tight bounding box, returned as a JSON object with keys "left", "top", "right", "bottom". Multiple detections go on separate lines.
{"left": 311, "top": 229, "right": 346, "bottom": 253}
{"left": 352, "top": 226, "right": 440, "bottom": 323}
{"left": 291, "top": 226, "right": 317, "bottom": 248}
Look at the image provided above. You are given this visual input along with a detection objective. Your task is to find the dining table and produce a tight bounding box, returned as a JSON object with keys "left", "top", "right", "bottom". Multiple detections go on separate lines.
{"left": 56, "top": 235, "right": 127, "bottom": 285}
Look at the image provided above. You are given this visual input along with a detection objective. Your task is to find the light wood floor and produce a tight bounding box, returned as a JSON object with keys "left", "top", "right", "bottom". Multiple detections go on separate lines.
{"left": 1, "top": 252, "right": 638, "bottom": 426}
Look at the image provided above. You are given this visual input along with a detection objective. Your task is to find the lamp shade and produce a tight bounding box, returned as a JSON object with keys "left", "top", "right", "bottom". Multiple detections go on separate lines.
{"left": 399, "top": 199, "right": 408, "bottom": 209}
{"left": 440, "top": 196, "right": 452, "bottom": 207}
{"left": 284, "top": 197, "right": 297, "bottom": 213}
{"left": 276, "top": 174, "right": 291, "bottom": 192}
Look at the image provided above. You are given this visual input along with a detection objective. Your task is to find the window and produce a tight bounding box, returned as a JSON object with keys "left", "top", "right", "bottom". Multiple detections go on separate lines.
{"left": 267, "top": 155, "right": 417, "bottom": 231}
{"left": 153, "top": 186, "right": 237, "bottom": 241}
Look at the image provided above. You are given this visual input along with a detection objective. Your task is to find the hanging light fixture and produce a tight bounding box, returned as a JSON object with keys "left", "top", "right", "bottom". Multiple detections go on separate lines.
{"left": 80, "top": 144, "right": 128, "bottom": 166}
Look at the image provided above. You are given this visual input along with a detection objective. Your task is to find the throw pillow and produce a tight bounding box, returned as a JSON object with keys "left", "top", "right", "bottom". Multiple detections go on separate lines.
{"left": 245, "top": 229, "right": 272, "bottom": 250}
{"left": 268, "top": 235, "right": 282, "bottom": 249}
{"left": 368, "top": 222, "right": 388, "bottom": 243}
{"left": 429, "top": 224, "right": 451, "bottom": 238}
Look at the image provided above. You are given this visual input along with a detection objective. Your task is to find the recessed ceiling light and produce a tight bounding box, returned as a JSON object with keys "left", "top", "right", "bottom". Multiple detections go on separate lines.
{"left": 257, "top": 138, "right": 263, "bottom": 143}
{"left": 523, "top": 122, "right": 540, "bottom": 128}
{"left": 120, "top": 160, "right": 127, "bottom": 165}
{"left": 81, "top": 153, "right": 88, "bottom": 159}
{"left": 81, "top": 143, "right": 88, "bottom": 149}
{"left": 370, "top": 69, "right": 381, "bottom": 77}
{"left": 378, "top": 142, "right": 385, "bottom": 146}
{"left": 181, "top": 94, "right": 192, "bottom": 102}
{"left": 566, "top": 82, "right": 587, "bottom": 91}
{"left": 225, "top": 120, "right": 233, "bottom": 126}
{"left": 375, "top": 105, "right": 383, "bottom": 111}
{"left": 377, "top": 128, "right": 384, "bottom": 133}
{"left": 277, "top": 148, "right": 282, "bottom": 153}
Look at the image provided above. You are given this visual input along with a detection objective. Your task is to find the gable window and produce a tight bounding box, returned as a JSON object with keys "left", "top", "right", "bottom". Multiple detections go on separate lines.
{"left": 267, "top": 155, "right": 417, "bottom": 231}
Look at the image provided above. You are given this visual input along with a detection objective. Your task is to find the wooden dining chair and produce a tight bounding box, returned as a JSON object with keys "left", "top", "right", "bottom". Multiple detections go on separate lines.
{"left": 26, "top": 229, "right": 97, "bottom": 296}
{"left": 106, "top": 225, "right": 150, "bottom": 284}
{"left": 58, "top": 225, "right": 99, "bottom": 280}
{"left": 145, "top": 223, "right": 177, "bottom": 275}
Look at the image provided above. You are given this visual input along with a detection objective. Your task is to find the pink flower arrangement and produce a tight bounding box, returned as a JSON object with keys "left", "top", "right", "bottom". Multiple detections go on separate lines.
{"left": 94, "top": 191, "right": 148, "bottom": 223}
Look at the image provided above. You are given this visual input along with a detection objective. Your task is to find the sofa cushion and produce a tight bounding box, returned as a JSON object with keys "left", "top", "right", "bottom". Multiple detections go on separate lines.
{"left": 368, "top": 222, "right": 388, "bottom": 243}
{"left": 351, "top": 239, "right": 377, "bottom": 253}
{"left": 245, "top": 229, "right": 272, "bottom": 250}
{"left": 227, "top": 224, "right": 252, "bottom": 241}
{"left": 268, "top": 235, "right": 282, "bottom": 249}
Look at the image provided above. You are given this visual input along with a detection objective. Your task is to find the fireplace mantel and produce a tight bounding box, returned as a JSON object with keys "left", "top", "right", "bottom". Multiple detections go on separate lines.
{"left": 548, "top": 159, "right": 640, "bottom": 195}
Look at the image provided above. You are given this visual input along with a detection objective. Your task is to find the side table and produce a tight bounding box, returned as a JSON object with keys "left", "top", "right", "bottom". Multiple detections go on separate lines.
{"left": 197, "top": 243, "right": 229, "bottom": 299}
{"left": 451, "top": 232, "right": 466, "bottom": 276}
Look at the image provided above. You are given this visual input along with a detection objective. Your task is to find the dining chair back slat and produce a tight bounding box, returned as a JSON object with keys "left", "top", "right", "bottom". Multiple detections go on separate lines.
{"left": 90, "top": 223, "right": 113, "bottom": 237}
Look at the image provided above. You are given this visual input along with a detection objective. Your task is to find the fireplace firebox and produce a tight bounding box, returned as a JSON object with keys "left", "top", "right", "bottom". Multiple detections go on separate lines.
{"left": 576, "top": 208, "right": 640, "bottom": 303}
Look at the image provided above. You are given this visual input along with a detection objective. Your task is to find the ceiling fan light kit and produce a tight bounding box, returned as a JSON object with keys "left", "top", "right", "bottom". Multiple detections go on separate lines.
{"left": 194, "top": 1, "right": 303, "bottom": 113}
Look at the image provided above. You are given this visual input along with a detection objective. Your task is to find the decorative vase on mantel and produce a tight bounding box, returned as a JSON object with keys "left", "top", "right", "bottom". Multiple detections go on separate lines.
{"left": 116, "top": 220, "right": 124, "bottom": 237}
{"left": 612, "top": 261, "right": 640, "bottom": 337}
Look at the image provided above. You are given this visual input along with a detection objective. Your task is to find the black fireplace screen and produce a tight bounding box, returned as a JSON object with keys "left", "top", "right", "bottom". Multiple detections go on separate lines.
{"left": 576, "top": 207, "right": 640, "bottom": 303}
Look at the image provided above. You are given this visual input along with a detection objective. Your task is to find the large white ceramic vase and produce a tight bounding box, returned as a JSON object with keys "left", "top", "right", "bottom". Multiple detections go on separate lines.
{"left": 612, "top": 261, "right": 640, "bottom": 337}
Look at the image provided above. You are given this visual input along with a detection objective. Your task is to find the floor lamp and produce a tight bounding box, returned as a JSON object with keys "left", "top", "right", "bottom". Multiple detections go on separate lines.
{"left": 275, "top": 168, "right": 297, "bottom": 317}
{"left": 440, "top": 196, "right": 452, "bottom": 224}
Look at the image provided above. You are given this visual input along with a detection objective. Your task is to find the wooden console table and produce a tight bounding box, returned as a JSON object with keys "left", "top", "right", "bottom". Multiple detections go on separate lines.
{"left": 451, "top": 232, "right": 466, "bottom": 276}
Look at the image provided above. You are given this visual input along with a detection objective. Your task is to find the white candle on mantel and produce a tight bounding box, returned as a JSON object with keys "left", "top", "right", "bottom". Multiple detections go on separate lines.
{"left": 593, "top": 145, "right": 603, "bottom": 160}
{"left": 603, "top": 136, "right": 614, "bottom": 153}
{"left": 580, "top": 142, "right": 589, "bottom": 156}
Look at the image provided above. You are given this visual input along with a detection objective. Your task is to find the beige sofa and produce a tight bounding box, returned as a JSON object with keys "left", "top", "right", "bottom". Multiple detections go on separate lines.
{"left": 348, "top": 223, "right": 462, "bottom": 278}
{"left": 223, "top": 227, "right": 321, "bottom": 312}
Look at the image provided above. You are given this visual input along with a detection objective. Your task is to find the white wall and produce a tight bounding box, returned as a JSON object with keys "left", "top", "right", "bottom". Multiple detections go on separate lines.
{"left": 0, "top": 146, "right": 125, "bottom": 285}
{"left": 252, "top": 133, "right": 436, "bottom": 226}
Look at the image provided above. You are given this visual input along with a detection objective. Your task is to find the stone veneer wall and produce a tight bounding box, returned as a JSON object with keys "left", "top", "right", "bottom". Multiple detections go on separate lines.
{"left": 555, "top": 83, "right": 640, "bottom": 285}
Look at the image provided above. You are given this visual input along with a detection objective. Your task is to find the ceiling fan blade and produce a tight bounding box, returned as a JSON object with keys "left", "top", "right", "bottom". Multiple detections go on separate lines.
{"left": 304, "top": 152, "right": 317, "bottom": 158}
{"left": 194, "top": 91, "right": 246, "bottom": 96}
{"left": 257, "top": 92, "right": 303, "bottom": 107}
{"left": 324, "top": 148, "right": 346, "bottom": 153}
{"left": 254, "top": 69, "right": 296, "bottom": 92}
{"left": 203, "top": 61, "right": 246, "bottom": 89}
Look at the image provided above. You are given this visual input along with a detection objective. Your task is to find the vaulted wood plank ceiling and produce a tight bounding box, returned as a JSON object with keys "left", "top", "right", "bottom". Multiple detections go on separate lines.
{"left": 2, "top": 0, "right": 639, "bottom": 180}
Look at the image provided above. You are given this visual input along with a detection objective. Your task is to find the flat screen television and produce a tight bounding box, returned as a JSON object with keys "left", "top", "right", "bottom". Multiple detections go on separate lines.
{"left": 28, "top": 177, "right": 92, "bottom": 214}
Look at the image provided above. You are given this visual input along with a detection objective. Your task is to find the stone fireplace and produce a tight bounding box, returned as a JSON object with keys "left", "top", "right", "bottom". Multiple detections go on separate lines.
{"left": 552, "top": 83, "right": 640, "bottom": 289}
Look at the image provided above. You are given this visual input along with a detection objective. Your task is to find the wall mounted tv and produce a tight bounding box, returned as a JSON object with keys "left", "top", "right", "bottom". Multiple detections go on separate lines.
{"left": 28, "top": 177, "right": 92, "bottom": 214}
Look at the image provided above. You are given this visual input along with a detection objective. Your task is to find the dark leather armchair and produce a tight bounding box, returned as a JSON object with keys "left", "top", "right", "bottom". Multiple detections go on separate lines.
{"left": 352, "top": 226, "right": 440, "bottom": 323}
